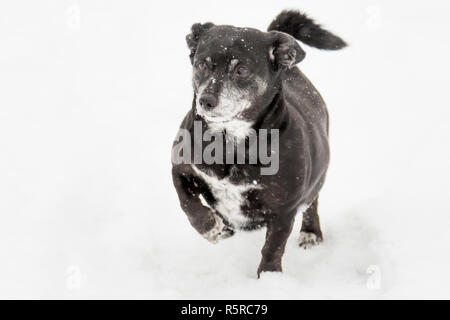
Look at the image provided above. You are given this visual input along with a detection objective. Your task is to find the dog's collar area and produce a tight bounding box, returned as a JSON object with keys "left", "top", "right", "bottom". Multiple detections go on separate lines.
{"left": 206, "top": 118, "right": 254, "bottom": 142}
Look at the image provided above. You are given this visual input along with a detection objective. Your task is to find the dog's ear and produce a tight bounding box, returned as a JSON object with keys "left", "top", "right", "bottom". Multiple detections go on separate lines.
{"left": 268, "top": 31, "right": 305, "bottom": 70}
{"left": 186, "top": 23, "right": 215, "bottom": 64}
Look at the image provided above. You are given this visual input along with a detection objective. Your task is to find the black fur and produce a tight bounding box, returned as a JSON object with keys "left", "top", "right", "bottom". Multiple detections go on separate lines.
{"left": 173, "top": 10, "right": 346, "bottom": 278}
{"left": 186, "top": 22, "right": 215, "bottom": 64}
{"left": 268, "top": 10, "right": 347, "bottom": 50}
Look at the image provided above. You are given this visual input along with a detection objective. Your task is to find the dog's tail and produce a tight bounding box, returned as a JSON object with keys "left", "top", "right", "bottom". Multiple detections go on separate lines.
{"left": 268, "top": 10, "right": 347, "bottom": 50}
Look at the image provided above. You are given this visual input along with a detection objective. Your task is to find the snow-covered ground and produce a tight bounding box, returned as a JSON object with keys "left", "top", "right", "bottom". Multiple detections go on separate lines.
{"left": 1, "top": 0, "right": 450, "bottom": 299}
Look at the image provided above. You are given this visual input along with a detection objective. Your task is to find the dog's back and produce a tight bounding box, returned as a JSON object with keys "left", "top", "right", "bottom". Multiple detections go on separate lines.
{"left": 266, "top": 11, "right": 346, "bottom": 202}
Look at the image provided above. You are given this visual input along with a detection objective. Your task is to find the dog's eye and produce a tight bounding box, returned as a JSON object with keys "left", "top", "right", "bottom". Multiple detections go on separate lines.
{"left": 235, "top": 65, "right": 249, "bottom": 77}
{"left": 198, "top": 61, "right": 207, "bottom": 71}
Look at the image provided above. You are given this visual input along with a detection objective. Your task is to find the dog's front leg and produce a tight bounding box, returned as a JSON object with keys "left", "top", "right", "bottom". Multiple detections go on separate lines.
{"left": 257, "top": 212, "right": 295, "bottom": 278}
{"left": 172, "top": 166, "right": 233, "bottom": 243}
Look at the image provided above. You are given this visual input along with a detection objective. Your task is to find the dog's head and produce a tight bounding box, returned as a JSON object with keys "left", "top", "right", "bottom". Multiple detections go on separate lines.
{"left": 186, "top": 23, "right": 305, "bottom": 123}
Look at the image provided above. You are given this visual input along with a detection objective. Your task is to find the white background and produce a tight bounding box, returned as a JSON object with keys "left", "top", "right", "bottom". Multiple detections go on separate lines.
{"left": 1, "top": 0, "right": 450, "bottom": 299}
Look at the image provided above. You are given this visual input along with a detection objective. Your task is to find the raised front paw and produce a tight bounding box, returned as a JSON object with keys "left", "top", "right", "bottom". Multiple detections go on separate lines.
{"left": 298, "top": 231, "right": 323, "bottom": 249}
{"left": 201, "top": 215, "right": 234, "bottom": 244}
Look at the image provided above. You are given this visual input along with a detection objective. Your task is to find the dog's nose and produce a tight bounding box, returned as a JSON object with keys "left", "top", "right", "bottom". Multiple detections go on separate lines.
{"left": 199, "top": 94, "right": 218, "bottom": 110}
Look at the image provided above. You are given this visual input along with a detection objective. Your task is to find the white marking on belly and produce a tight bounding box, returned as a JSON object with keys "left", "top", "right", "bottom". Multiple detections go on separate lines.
{"left": 192, "top": 165, "right": 260, "bottom": 228}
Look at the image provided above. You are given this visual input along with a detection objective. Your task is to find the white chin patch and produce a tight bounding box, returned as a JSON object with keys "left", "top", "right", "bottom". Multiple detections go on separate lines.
{"left": 196, "top": 85, "right": 251, "bottom": 123}
{"left": 195, "top": 81, "right": 256, "bottom": 140}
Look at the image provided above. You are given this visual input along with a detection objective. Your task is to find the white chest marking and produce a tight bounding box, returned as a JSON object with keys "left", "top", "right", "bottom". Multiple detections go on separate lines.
{"left": 192, "top": 165, "right": 260, "bottom": 228}
{"left": 207, "top": 119, "right": 254, "bottom": 142}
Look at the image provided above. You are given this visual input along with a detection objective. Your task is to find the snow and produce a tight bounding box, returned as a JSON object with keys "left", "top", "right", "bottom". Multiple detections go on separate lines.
{"left": 1, "top": 0, "right": 450, "bottom": 299}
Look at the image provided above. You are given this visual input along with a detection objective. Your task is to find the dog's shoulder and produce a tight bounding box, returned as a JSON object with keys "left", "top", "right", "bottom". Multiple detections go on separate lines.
{"left": 282, "top": 67, "right": 329, "bottom": 131}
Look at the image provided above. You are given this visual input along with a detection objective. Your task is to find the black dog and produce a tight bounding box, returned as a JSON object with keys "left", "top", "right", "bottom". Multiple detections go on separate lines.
{"left": 172, "top": 10, "right": 346, "bottom": 277}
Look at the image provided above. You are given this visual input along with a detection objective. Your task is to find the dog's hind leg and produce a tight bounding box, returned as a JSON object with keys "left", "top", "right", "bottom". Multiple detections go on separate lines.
{"left": 299, "top": 197, "right": 323, "bottom": 249}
